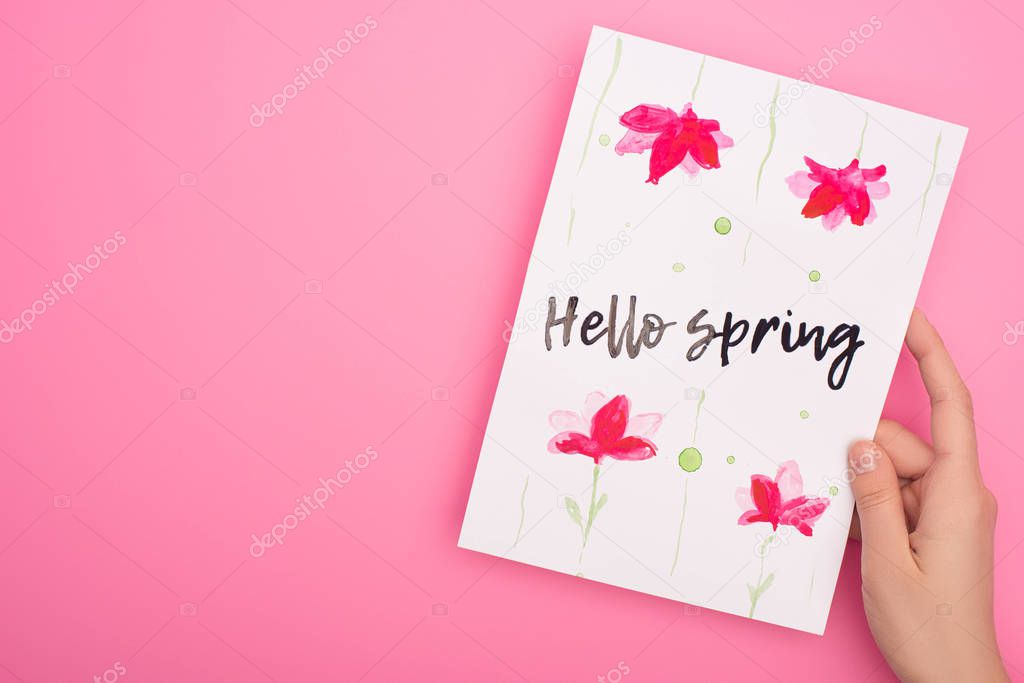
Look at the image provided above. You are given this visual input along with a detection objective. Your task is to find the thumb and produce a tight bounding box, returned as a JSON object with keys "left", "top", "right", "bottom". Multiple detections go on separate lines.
{"left": 848, "top": 440, "right": 913, "bottom": 568}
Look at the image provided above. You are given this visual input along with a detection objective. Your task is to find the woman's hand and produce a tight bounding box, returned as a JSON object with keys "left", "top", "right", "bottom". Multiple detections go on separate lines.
{"left": 848, "top": 309, "right": 1009, "bottom": 682}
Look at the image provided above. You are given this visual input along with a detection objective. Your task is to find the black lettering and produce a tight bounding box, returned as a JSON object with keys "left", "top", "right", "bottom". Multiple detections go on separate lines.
{"left": 640, "top": 313, "right": 676, "bottom": 348}
{"left": 545, "top": 296, "right": 578, "bottom": 350}
{"left": 686, "top": 309, "right": 716, "bottom": 361}
{"left": 717, "top": 312, "right": 749, "bottom": 366}
{"left": 751, "top": 316, "right": 780, "bottom": 353}
{"left": 607, "top": 295, "right": 641, "bottom": 359}
{"left": 826, "top": 324, "right": 864, "bottom": 389}
{"left": 581, "top": 311, "right": 606, "bottom": 346}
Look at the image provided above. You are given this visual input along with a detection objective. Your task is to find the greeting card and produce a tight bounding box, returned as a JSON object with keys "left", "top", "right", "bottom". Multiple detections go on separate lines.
{"left": 458, "top": 26, "right": 966, "bottom": 634}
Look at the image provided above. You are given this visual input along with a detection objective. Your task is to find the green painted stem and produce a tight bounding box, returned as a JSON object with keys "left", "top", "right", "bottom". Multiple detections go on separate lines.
{"left": 669, "top": 478, "right": 689, "bottom": 576}
{"left": 566, "top": 196, "right": 576, "bottom": 245}
{"left": 917, "top": 132, "right": 942, "bottom": 235}
{"left": 691, "top": 389, "right": 706, "bottom": 443}
{"left": 513, "top": 475, "right": 529, "bottom": 547}
{"left": 748, "top": 534, "right": 774, "bottom": 618}
{"left": 578, "top": 37, "right": 622, "bottom": 175}
{"left": 754, "top": 80, "right": 780, "bottom": 202}
{"left": 690, "top": 56, "right": 706, "bottom": 102}
{"left": 854, "top": 113, "right": 869, "bottom": 159}
{"left": 579, "top": 464, "right": 601, "bottom": 564}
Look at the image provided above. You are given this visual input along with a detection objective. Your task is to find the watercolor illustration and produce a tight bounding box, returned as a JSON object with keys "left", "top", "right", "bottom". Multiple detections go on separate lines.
{"left": 512, "top": 475, "right": 529, "bottom": 548}
{"left": 785, "top": 156, "right": 890, "bottom": 229}
{"left": 548, "top": 392, "right": 662, "bottom": 564}
{"left": 615, "top": 103, "right": 734, "bottom": 184}
{"left": 917, "top": 131, "right": 942, "bottom": 234}
{"left": 754, "top": 79, "right": 781, "bottom": 203}
{"left": 736, "top": 461, "right": 830, "bottom": 617}
{"left": 668, "top": 389, "right": 707, "bottom": 575}
{"left": 670, "top": 446, "right": 703, "bottom": 576}
{"left": 578, "top": 36, "right": 622, "bottom": 175}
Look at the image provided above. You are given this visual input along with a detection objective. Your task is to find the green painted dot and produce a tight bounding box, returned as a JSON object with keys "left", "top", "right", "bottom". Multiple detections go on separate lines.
{"left": 829, "top": 485, "right": 839, "bottom": 497}
{"left": 799, "top": 410, "right": 810, "bottom": 419}
{"left": 714, "top": 217, "right": 732, "bottom": 235}
{"left": 808, "top": 270, "right": 821, "bottom": 282}
{"left": 678, "top": 447, "right": 703, "bottom": 473}
{"left": 625, "top": 221, "right": 631, "bottom": 228}
{"left": 726, "top": 455, "right": 736, "bottom": 465}
{"left": 672, "top": 262, "right": 686, "bottom": 272}
{"left": 598, "top": 133, "right": 611, "bottom": 146}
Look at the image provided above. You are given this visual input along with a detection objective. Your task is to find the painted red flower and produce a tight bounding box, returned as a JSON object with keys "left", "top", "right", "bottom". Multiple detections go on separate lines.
{"left": 786, "top": 157, "right": 890, "bottom": 230}
{"left": 735, "top": 461, "right": 829, "bottom": 536}
{"left": 548, "top": 392, "right": 661, "bottom": 465}
{"left": 615, "top": 103, "right": 734, "bottom": 184}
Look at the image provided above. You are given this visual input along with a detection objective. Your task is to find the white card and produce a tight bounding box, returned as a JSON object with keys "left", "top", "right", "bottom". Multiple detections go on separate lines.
{"left": 458, "top": 25, "right": 966, "bottom": 634}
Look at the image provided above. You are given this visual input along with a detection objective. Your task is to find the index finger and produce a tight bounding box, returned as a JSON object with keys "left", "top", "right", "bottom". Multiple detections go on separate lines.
{"left": 904, "top": 309, "right": 978, "bottom": 470}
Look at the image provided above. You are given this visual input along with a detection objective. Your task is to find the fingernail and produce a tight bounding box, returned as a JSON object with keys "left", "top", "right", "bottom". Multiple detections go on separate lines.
{"left": 848, "top": 440, "right": 880, "bottom": 476}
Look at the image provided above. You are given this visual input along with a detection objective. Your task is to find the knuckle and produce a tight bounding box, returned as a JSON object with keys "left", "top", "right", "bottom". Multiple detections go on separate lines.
{"left": 961, "top": 387, "right": 975, "bottom": 416}
{"left": 930, "top": 383, "right": 974, "bottom": 417}
{"left": 856, "top": 487, "right": 898, "bottom": 514}
{"left": 960, "top": 489, "right": 997, "bottom": 525}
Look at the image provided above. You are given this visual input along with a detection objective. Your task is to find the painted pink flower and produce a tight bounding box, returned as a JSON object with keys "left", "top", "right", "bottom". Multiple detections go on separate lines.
{"left": 785, "top": 157, "right": 890, "bottom": 230}
{"left": 615, "top": 103, "right": 734, "bottom": 184}
{"left": 736, "top": 461, "right": 829, "bottom": 536}
{"left": 548, "top": 392, "right": 661, "bottom": 465}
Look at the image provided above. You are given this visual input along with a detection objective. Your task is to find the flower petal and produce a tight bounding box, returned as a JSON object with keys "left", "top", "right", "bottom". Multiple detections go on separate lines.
{"left": 548, "top": 431, "right": 597, "bottom": 457}
{"left": 590, "top": 395, "right": 630, "bottom": 445}
{"left": 847, "top": 192, "right": 871, "bottom": 226}
{"left": 738, "top": 509, "right": 772, "bottom": 526}
{"left": 549, "top": 410, "right": 586, "bottom": 433}
{"left": 689, "top": 130, "right": 721, "bottom": 169}
{"left": 861, "top": 164, "right": 887, "bottom": 182}
{"left": 775, "top": 460, "right": 804, "bottom": 501}
{"left": 780, "top": 497, "right": 830, "bottom": 536}
{"left": 780, "top": 495, "right": 811, "bottom": 512}
{"left": 785, "top": 171, "right": 817, "bottom": 199}
{"left": 547, "top": 431, "right": 584, "bottom": 453}
{"left": 626, "top": 412, "right": 662, "bottom": 438}
{"left": 604, "top": 435, "right": 657, "bottom": 461}
{"left": 647, "top": 132, "right": 691, "bottom": 184}
{"left": 710, "top": 130, "right": 734, "bottom": 149}
{"left": 698, "top": 117, "right": 720, "bottom": 132}
{"left": 803, "top": 156, "right": 831, "bottom": 180}
{"left": 614, "top": 129, "right": 661, "bottom": 155}
{"left": 749, "top": 474, "right": 781, "bottom": 516}
{"left": 821, "top": 206, "right": 846, "bottom": 231}
{"left": 679, "top": 152, "right": 700, "bottom": 175}
{"left": 803, "top": 183, "right": 845, "bottom": 220}
{"left": 735, "top": 487, "right": 752, "bottom": 510}
{"left": 583, "top": 391, "right": 609, "bottom": 421}
{"left": 864, "top": 200, "right": 878, "bottom": 224}
{"left": 866, "top": 181, "right": 890, "bottom": 198}
{"left": 619, "top": 104, "right": 677, "bottom": 133}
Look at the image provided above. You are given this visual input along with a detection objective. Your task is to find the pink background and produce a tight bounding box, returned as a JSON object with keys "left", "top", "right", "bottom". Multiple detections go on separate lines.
{"left": 0, "top": 0, "right": 1021, "bottom": 681}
